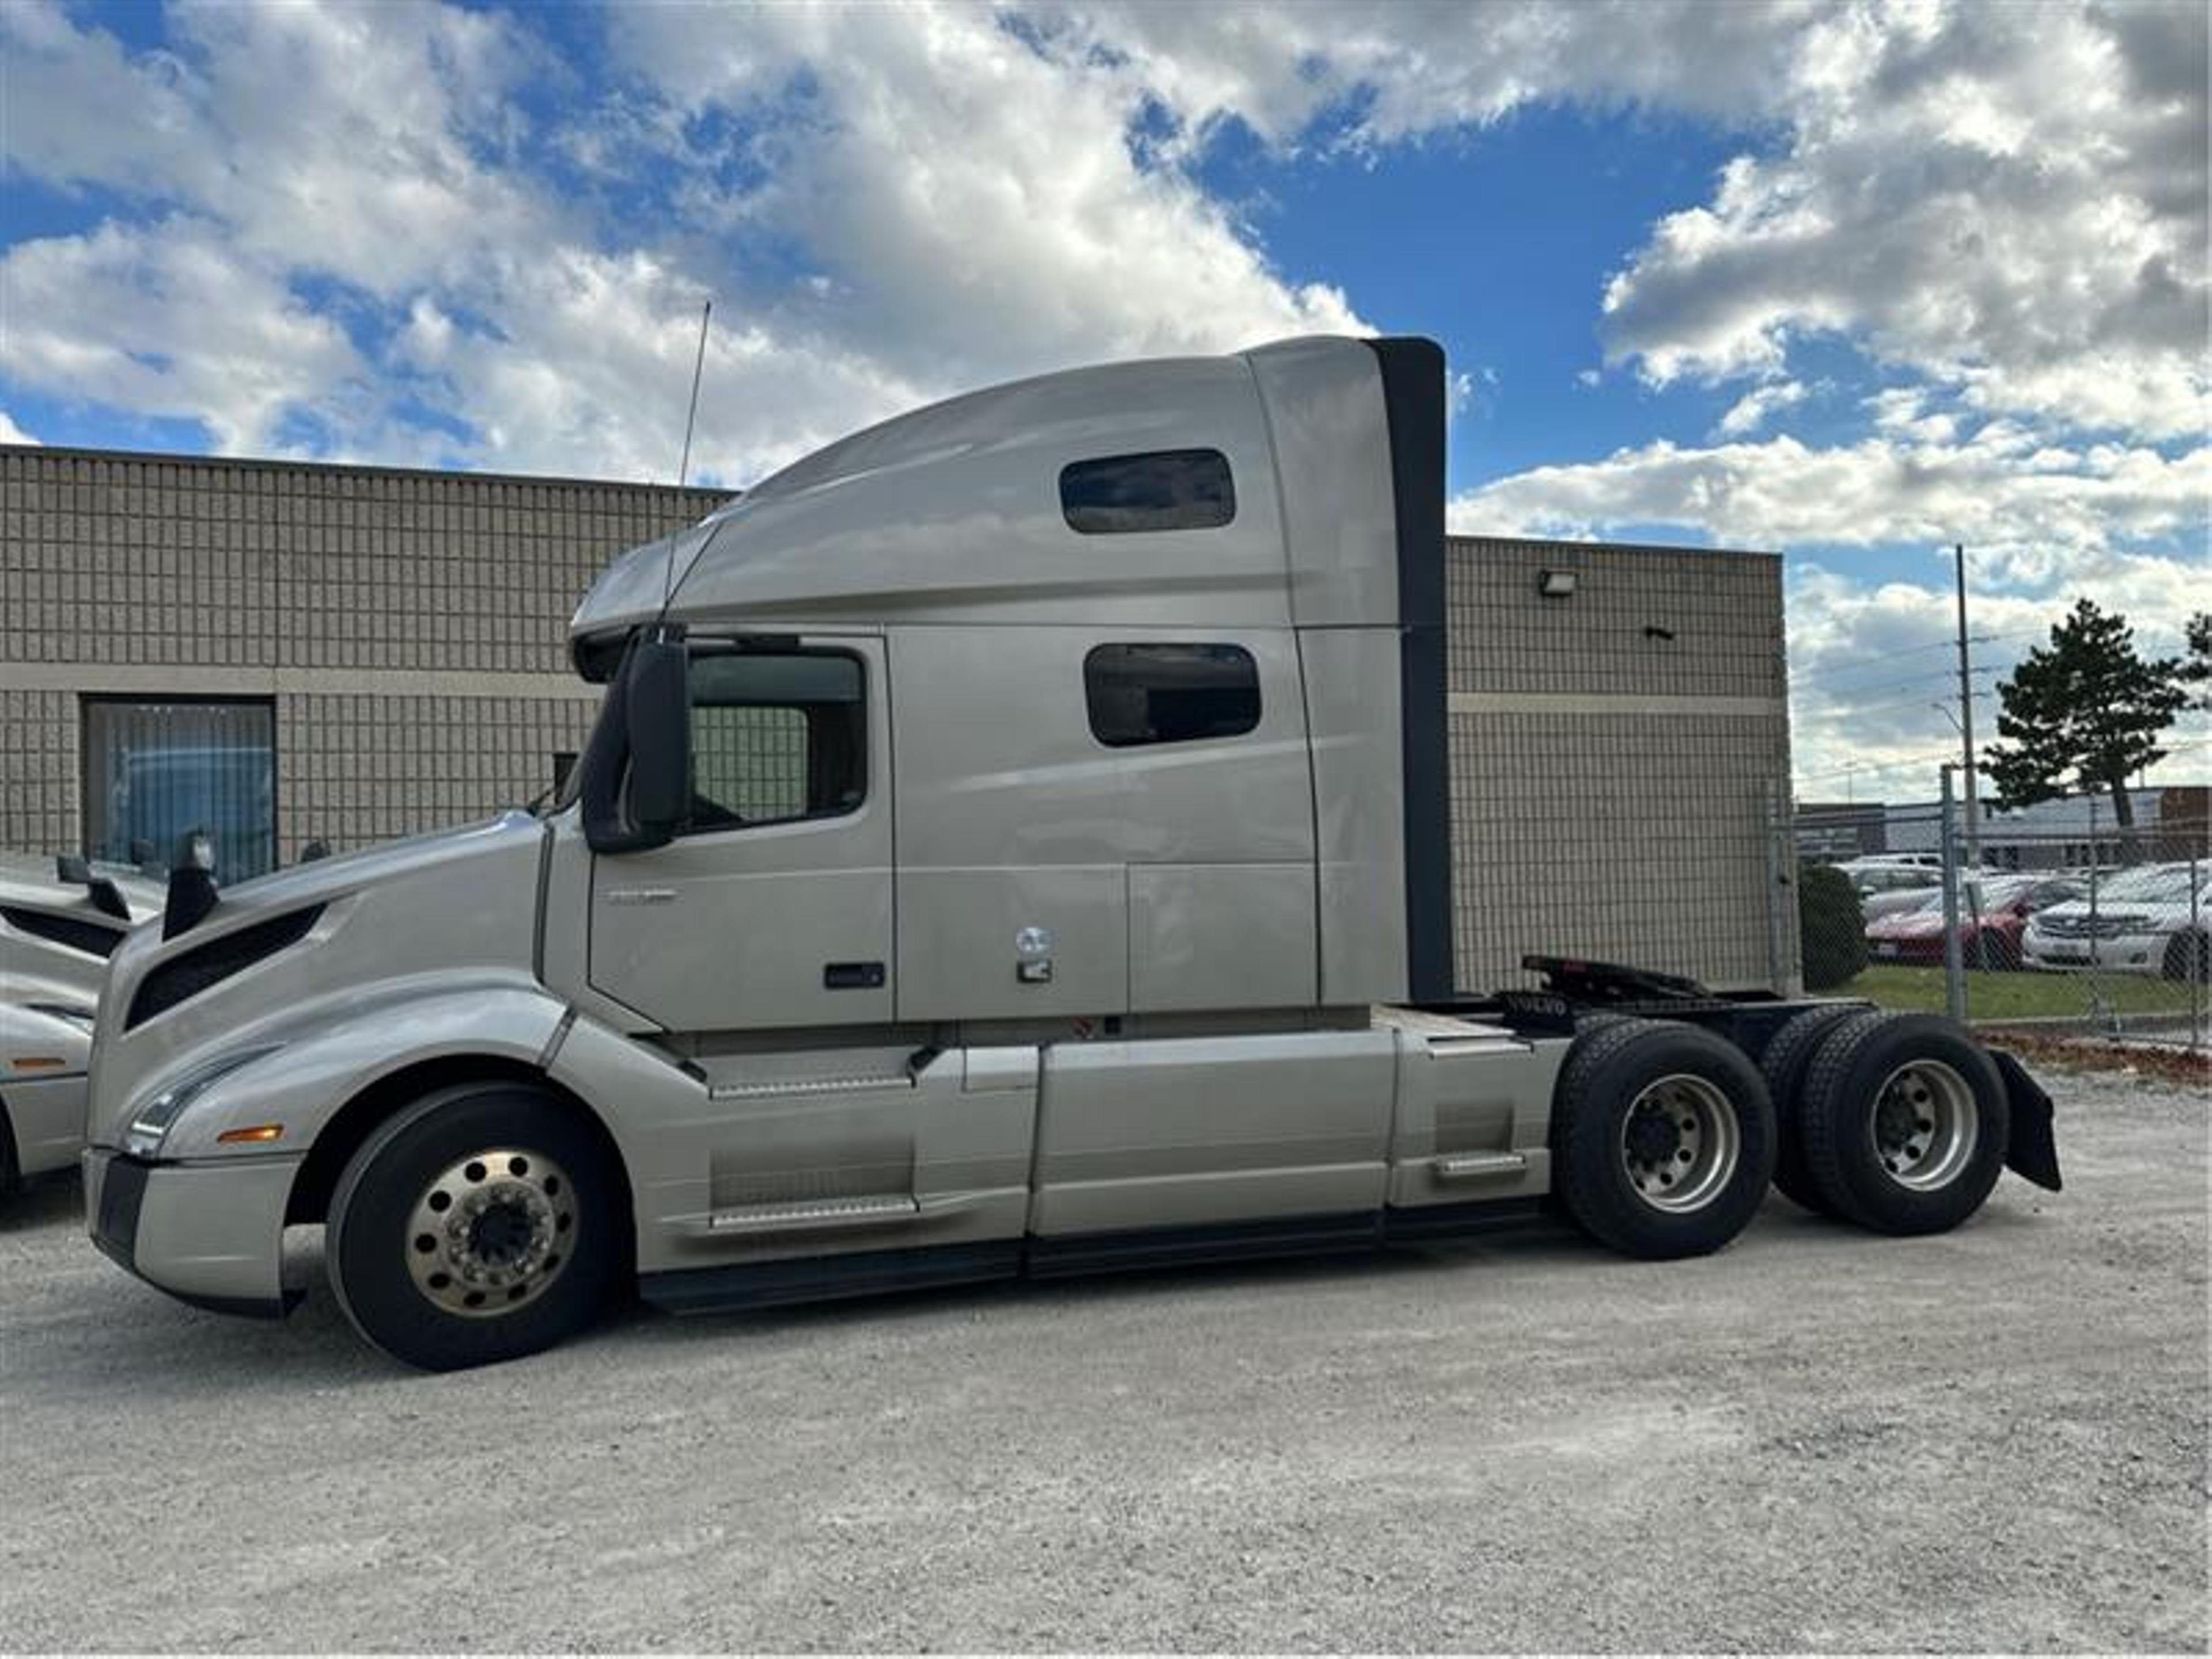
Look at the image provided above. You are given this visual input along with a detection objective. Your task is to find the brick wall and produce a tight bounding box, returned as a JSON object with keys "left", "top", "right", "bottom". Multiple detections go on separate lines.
{"left": 1446, "top": 537, "right": 1797, "bottom": 994}
{"left": 0, "top": 446, "right": 728, "bottom": 866}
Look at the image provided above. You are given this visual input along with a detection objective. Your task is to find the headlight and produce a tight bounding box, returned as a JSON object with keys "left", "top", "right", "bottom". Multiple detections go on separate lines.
{"left": 123, "top": 1046, "right": 282, "bottom": 1159}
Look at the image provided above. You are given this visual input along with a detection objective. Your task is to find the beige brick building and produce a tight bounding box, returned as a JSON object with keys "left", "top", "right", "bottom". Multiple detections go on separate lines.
{"left": 1, "top": 445, "right": 1793, "bottom": 991}
{"left": 1, "top": 446, "right": 726, "bottom": 874}
{"left": 1444, "top": 539, "right": 1795, "bottom": 993}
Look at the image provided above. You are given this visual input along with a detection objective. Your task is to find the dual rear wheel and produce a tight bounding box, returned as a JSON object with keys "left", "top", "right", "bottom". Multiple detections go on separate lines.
{"left": 1551, "top": 1008, "right": 2012, "bottom": 1259}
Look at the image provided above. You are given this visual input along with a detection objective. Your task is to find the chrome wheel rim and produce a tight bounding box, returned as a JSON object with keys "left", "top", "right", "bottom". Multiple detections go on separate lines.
{"left": 404, "top": 1148, "right": 575, "bottom": 1318}
{"left": 1871, "top": 1061, "right": 1978, "bottom": 1191}
{"left": 1619, "top": 1074, "right": 1740, "bottom": 1214}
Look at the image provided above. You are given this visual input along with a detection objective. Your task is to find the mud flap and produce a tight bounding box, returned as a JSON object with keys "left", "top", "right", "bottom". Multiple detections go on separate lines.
{"left": 1989, "top": 1047, "right": 2062, "bottom": 1191}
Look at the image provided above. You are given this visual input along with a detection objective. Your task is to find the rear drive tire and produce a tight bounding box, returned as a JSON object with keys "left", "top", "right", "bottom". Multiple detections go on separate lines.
{"left": 2162, "top": 931, "right": 2208, "bottom": 984}
{"left": 1759, "top": 1005, "right": 1860, "bottom": 1217}
{"left": 1551, "top": 1018, "right": 1777, "bottom": 1259}
{"left": 328, "top": 1084, "right": 621, "bottom": 1372}
{"left": 1797, "top": 1011, "right": 2009, "bottom": 1236}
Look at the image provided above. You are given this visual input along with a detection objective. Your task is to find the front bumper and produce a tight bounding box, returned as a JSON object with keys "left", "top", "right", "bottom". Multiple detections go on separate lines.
{"left": 84, "top": 1146, "right": 303, "bottom": 1319}
{"left": 2024, "top": 935, "right": 2162, "bottom": 974}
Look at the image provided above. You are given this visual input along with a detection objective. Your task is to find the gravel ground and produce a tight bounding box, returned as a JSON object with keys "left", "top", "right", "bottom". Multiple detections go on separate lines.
{"left": 2, "top": 1067, "right": 2204, "bottom": 1653}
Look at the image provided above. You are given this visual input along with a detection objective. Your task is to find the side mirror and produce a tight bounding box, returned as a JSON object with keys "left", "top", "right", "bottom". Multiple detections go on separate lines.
{"left": 624, "top": 635, "right": 691, "bottom": 843}
{"left": 164, "top": 828, "right": 219, "bottom": 940}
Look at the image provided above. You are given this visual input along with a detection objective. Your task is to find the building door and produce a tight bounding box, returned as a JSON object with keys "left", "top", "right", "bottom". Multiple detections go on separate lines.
{"left": 80, "top": 697, "right": 276, "bottom": 879}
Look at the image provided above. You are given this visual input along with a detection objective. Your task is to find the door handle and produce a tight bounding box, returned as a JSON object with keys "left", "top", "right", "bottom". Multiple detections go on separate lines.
{"left": 604, "top": 888, "right": 677, "bottom": 905}
{"left": 823, "top": 961, "right": 887, "bottom": 990}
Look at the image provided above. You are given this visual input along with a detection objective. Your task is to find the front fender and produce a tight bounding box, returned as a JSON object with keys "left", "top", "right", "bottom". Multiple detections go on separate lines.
{"left": 156, "top": 982, "right": 571, "bottom": 1161}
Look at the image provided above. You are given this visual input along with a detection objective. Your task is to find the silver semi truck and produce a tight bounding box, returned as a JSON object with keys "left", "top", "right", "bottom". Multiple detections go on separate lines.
{"left": 80, "top": 336, "right": 2060, "bottom": 1369}
{"left": 3, "top": 857, "right": 161, "bottom": 1202}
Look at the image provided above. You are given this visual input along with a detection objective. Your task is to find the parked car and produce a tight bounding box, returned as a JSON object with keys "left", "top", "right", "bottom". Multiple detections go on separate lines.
{"left": 0, "top": 855, "right": 161, "bottom": 1200}
{"left": 1866, "top": 875, "right": 2084, "bottom": 969}
{"left": 2022, "top": 863, "right": 2209, "bottom": 982}
{"left": 1838, "top": 858, "right": 1945, "bottom": 920}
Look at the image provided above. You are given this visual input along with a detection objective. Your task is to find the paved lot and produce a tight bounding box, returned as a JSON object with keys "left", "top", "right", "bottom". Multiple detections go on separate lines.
{"left": 2, "top": 1067, "right": 2204, "bottom": 1652}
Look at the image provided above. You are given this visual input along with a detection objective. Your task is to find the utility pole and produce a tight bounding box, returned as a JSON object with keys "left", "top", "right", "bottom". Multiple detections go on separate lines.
{"left": 1954, "top": 543, "right": 1982, "bottom": 870}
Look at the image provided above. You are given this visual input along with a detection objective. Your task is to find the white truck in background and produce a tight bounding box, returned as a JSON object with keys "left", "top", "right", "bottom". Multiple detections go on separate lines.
{"left": 78, "top": 335, "right": 2061, "bottom": 1369}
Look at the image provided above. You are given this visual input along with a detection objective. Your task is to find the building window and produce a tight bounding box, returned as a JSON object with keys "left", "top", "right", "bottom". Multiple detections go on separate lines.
{"left": 1059, "top": 449, "right": 1236, "bottom": 534}
{"left": 1084, "top": 643, "right": 1260, "bottom": 747}
{"left": 685, "top": 649, "right": 865, "bottom": 831}
{"left": 81, "top": 698, "right": 276, "bottom": 880}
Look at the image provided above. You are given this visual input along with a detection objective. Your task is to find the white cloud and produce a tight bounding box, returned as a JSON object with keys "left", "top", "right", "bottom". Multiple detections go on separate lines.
{"left": 1714, "top": 380, "right": 1808, "bottom": 438}
{"left": 1784, "top": 555, "right": 2209, "bottom": 795}
{"left": 1452, "top": 426, "right": 2210, "bottom": 586}
{"left": 1597, "top": 2, "right": 2209, "bottom": 440}
{"left": 606, "top": 3, "right": 1363, "bottom": 396}
{"left": 0, "top": 218, "right": 361, "bottom": 452}
{"left": 0, "top": 411, "right": 38, "bottom": 445}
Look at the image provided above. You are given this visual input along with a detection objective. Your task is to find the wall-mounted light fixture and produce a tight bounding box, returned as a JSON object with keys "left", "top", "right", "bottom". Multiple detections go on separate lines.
{"left": 1538, "top": 569, "right": 1578, "bottom": 598}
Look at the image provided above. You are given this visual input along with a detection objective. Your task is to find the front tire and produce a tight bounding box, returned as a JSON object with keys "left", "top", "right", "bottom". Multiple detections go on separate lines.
{"left": 328, "top": 1084, "right": 621, "bottom": 1371}
{"left": 1551, "top": 1018, "right": 1777, "bottom": 1259}
{"left": 2162, "top": 931, "right": 2208, "bottom": 984}
{"left": 1797, "top": 1011, "right": 2009, "bottom": 1236}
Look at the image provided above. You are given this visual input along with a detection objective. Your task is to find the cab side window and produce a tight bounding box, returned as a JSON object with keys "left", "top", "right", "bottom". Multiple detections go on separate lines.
{"left": 687, "top": 649, "right": 865, "bottom": 830}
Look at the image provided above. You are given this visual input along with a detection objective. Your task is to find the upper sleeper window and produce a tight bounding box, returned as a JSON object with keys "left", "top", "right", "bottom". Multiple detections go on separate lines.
{"left": 1059, "top": 449, "right": 1236, "bottom": 534}
{"left": 1085, "top": 643, "right": 1260, "bottom": 748}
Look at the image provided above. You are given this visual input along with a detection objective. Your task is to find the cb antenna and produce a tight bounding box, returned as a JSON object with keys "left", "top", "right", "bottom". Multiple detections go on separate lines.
{"left": 677, "top": 297, "right": 711, "bottom": 487}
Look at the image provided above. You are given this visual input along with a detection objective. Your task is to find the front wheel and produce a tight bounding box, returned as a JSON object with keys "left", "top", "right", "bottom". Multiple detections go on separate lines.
{"left": 2163, "top": 931, "right": 2209, "bottom": 984}
{"left": 328, "top": 1084, "right": 622, "bottom": 1371}
{"left": 1550, "top": 1018, "right": 1777, "bottom": 1259}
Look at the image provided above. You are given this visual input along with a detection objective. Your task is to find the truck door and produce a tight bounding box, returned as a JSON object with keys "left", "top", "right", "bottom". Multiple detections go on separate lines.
{"left": 588, "top": 635, "right": 894, "bottom": 1033}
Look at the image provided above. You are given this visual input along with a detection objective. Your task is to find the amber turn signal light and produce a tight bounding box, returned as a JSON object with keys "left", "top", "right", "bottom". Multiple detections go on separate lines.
{"left": 215, "top": 1124, "right": 285, "bottom": 1145}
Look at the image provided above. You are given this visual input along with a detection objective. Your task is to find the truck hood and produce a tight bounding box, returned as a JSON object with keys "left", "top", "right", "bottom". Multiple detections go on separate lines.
{"left": 89, "top": 813, "right": 548, "bottom": 1150}
{"left": 206, "top": 812, "right": 543, "bottom": 923}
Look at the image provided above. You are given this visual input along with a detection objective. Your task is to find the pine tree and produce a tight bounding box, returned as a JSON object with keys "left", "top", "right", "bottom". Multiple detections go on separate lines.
{"left": 2182, "top": 612, "right": 2211, "bottom": 712}
{"left": 1984, "top": 599, "right": 2184, "bottom": 830}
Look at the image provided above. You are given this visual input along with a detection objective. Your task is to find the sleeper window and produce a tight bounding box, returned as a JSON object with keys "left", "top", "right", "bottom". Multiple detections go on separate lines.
{"left": 1085, "top": 643, "right": 1260, "bottom": 748}
{"left": 686, "top": 650, "right": 865, "bottom": 830}
{"left": 1060, "top": 449, "right": 1236, "bottom": 533}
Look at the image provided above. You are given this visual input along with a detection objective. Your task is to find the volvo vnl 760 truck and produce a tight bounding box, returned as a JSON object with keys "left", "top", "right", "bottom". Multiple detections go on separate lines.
{"left": 81, "top": 336, "right": 2059, "bottom": 1369}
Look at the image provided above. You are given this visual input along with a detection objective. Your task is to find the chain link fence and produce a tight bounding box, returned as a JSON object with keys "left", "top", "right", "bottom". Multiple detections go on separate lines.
{"left": 1795, "top": 796, "right": 2210, "bottom": 1051}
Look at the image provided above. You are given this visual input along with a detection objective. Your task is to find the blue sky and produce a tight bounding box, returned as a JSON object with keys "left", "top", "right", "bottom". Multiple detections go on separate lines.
{"left": 1, "top": 1, "right": 2205, "bottom": 794}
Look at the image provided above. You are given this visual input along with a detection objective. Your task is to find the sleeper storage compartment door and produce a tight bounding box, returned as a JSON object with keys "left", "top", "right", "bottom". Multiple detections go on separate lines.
{"left": 889, "top": 625, "right": 1315, "bottom": 1024}
{"left": 1030, "top": 1030, "right": 1397, "bottom": 1236}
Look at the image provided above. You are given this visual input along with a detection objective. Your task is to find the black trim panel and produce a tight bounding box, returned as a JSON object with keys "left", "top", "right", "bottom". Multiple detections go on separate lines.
{"left": 639, "top": 1196, "right": 1558, "bottom": 1316}
{"left": 641, "top": 1240, "right": 1023, "bottom": 1315}
{"left": 1027, "top": 1210, "right": 1380, "bottom": 1277}
{"left": 127, "top": 904, "right": 324, "bottom": 1029}
{"left": 93, "top": 1153, "right": 151, "bottom": 1272}
{"left": 1363, "top": 336, "right": 1453, "bottom": 1001}
{"left": 1, "top": 905, "right": 125, "bottom": 959}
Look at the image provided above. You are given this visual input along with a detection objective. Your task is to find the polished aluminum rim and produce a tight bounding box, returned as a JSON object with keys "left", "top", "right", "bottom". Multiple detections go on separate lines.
{"left": 1619, "top": 1074, "right": 1740, "bottom": 1214}
{"left": 1871, "top": 1061, "right": 1978, "bottom": 1191}
{"left": 404, "top": 1148, "right": 575, "bottom": 1318}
